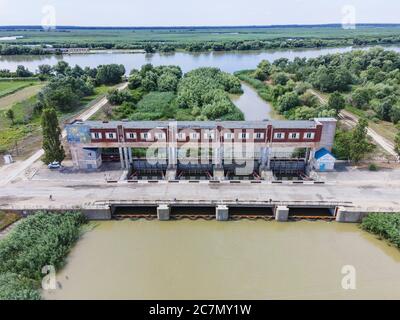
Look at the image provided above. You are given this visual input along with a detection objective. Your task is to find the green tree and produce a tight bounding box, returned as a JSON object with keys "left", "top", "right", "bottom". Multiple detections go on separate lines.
{"left": 277, "top": 92, "right": 300, "bottom": 112}
{"left": 328, "top": 92, "right": 346, "bottom": 112}
{"left": 53, "top": 61, "right": 70, "bottom": 76}
{"left": 349, "top": 118, "right": 371, "bottom": 163}
{"left": 157, "top": 72, "right": 179, "bottom": 92}
{"left": 15, "top": 65, "right": 33, "bottom": 77}
{"left": 5, "top": 109, "right": 15, "bottom": 125}
{"left": 128, "top": 72, "right": 142, "bottom": 89}
{"left": 272, "top": 72, "right": 289, "bottom": 85}
{"left": 41, "top": 108, "right": 65, "bottom": 164}
{"left": 291, "top": 106, "right": 317, "bottom": 120}
{"left": 96, "top": 64, "right": 125, "bottom": 85}
{"left": 351, "top": 88, "right": 371, "bottom": 109}
{"left": 253, "top": 60, "right": 272, "bottom": 81}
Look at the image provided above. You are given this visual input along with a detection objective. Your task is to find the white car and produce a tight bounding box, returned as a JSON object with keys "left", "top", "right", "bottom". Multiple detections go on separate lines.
{"left": 48, "top": 161, "right": 62, "bottom": 170}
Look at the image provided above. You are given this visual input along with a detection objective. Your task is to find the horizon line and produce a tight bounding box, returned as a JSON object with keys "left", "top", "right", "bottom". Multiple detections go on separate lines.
{"left": 0, "top": 23, "right": 400, "bottom": 29}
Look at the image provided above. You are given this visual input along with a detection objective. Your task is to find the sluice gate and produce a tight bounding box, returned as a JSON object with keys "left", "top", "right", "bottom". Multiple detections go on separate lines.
{"left": 106, "top": 200, "right": 350, "bottom": 222}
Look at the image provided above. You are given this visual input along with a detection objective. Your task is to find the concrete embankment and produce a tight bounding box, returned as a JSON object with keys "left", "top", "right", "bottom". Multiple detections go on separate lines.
{"left": 5, "top": 201, "right": 392, "bottom": 223}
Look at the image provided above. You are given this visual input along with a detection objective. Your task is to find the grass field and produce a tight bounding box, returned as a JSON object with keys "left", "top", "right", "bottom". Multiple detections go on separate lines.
{"left": 0, "top": 84, "right": 116, "bottom": 157}
{"left": 0, "top": 81, "right": 39, "bottom": 99}
{"left": 0, "top": 84, "right": 44, "bottom": 110}
{"left": 1, "top": 25, "right": 400, "bottom": 46}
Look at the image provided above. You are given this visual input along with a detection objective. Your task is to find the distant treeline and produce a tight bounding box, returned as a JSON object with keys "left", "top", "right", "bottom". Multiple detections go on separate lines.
{"left": 2, "top": 35, "right": 400, "bottom": 55}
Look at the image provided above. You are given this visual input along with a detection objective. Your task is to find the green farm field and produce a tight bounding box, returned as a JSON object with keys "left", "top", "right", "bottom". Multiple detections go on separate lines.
{"left": 1, "top": 25, "right": 400, "bottom": 46}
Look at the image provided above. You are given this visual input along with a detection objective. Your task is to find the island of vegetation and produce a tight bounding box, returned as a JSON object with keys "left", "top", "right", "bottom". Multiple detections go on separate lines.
{"left": 101, "top": 65, "right": 244, "bottom": 121}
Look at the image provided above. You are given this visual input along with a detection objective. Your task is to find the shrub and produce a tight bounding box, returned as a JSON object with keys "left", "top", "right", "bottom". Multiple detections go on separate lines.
{"left": 0, "top": 272, "right": 41, "bottom": 300}
{"left": 361, "top": 213, "right": 400, "bottom": 248}
{"left": 368, "top": 163, "right": 378, "bottom": 171}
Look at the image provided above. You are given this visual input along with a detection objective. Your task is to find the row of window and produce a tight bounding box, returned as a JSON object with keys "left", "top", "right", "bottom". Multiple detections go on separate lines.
{"left": 274, "top": 132, "right": 315, "bottom": 140}
{"left": 91, "top": 131, "right": 316, "bottom": 141}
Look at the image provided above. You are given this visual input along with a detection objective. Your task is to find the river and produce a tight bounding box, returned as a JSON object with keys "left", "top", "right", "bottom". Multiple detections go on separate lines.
{"left": 2, "top": 45, "right": 400, "bottom": 74}
{"left": 43, "top": 220, "right": 400, "bottom": 300}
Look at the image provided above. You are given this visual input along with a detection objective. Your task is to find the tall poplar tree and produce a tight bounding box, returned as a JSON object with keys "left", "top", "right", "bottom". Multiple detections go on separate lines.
{"left": 41, "top": 107, "right": 65, "bottom": 164}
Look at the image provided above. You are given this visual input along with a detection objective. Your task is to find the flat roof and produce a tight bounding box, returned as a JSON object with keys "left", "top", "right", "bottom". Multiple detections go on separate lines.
{"left": 69, "top": 120, "right": 319, "bottom": 130}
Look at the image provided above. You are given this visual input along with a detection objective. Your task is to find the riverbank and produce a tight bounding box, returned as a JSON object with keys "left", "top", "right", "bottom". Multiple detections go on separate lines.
{"left": 0, "top": 211, "right": 86, "bottom": 300}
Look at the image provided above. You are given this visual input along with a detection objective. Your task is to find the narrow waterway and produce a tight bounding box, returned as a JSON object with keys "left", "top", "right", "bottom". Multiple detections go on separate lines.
{"left": 231, "top": 82, "right": 276, "bottom": 120}
{"left": 43, "top": 220, "right": 400, "bottom": 300}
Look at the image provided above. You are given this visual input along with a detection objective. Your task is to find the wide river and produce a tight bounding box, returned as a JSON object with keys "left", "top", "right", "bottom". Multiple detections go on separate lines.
{"left": 2, "top": 45, "right": 400, "bottom": 73}
{"left": 44, "top": 220, "right": 400, "bottom": 300}
{"left": 6, "top": 46, "right": 395, "bottom": 300}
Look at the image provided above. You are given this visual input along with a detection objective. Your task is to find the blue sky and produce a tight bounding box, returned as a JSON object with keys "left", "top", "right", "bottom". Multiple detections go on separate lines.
{"left": 0, "top": 0, "right": 399, "bottom": 26}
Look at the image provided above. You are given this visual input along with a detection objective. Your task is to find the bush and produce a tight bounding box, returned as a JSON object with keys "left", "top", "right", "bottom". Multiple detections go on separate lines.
{"left": 368, "top": 163, "right": 378, "bottom": 171}
{"left": 0, "top": 212, "right": 86, "bottom": 281}
{"left": 0, "top": 272, "right": 41, "bottom": 300}
{"left": 361, "top": 213, "right": 400, "bottom": 248}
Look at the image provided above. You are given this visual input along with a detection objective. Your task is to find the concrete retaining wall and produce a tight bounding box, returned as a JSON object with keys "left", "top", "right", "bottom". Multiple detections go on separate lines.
{"left": 335, "top": 207, "right": 370, "bottom": 223}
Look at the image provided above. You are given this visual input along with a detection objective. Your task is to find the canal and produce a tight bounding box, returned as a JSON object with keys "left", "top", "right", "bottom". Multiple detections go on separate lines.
{"left": 43, "top": 220, "right": 400, "bottom": 300}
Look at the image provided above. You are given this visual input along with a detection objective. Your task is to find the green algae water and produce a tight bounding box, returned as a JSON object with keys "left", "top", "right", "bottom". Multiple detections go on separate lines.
{"left": 43, "top": 220, "right": 400, "bottom": 300}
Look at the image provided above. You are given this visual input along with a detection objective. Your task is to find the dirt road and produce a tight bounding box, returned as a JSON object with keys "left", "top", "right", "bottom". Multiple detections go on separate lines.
{"left": 339, "top": 110, "right": 398, "bottom": 158}
{"left": 309, "top": 89, "right": 398, "bottom": 159}
{"left": 0, "top": 84, "right": 44, "bottom": 110}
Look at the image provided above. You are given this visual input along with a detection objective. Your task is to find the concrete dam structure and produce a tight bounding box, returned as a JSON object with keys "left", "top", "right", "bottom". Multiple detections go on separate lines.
{"left": 66, "top": 118, "right": 337, "bottom": 180}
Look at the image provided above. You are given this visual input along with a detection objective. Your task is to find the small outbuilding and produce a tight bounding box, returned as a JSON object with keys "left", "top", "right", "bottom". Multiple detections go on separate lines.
{"left": 313, "top": 148, "right": 336, "bottom": 172}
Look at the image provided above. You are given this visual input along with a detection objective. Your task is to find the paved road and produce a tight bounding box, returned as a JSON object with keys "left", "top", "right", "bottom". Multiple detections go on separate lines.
{"left": 1, "top": 178, "right": 400, "bottom": 212}
{"left": 0, "top": 82, "right": 128, "bottom": 187}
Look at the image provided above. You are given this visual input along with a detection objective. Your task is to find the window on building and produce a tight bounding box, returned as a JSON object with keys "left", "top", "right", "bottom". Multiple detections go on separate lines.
{"left": 289, "top": 133, "right": 300, "bottom": 139}
{"left": 274, "top": 132, "right": 285, "bottom": 139}
{"left": 224, "top": 132, "right": 233, "bottom": 140}
{"left": 91, "top": 132, "right": 102, "bottom": 139}
{"left": 126, "top": 132, "right": 137, "bottom": 139}
{"left": 177, "top": 132, "right": 186, "bottom": 140}
{"left": 190, "top": 132, "right": 200, "bottom": 140}
{"left": 156, "top": 132, "right": 166, "bottom": 140}
{"left": 239, "top": 132, "right": 250, "bottom": 140}
{"left": 255, "top": 132, "right": 265, "bottom": 139}
{"left": 304, "top": 132, "right": 315, "bottom": 139}
{"left": 106, "top": 132, "right": 116, "bottom": 139}
{"left": 141, "top": 132, "right": 151, "bottom": 140}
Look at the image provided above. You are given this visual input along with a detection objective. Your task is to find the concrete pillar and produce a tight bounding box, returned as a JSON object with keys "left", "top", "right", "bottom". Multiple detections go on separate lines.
{"left": 260, "top": 147, "right": 268, "bottom": 168}
{"left": 275, "top": 206, "right": 289, "bottom": 222}
{"left": 119, "top": 147, "right": 125, "bottom": 169}
{"left": 266, "top": 147, "right": 272, "bottom": 170}
{"left": 165, "top": 168, "right": 177, "bottom": 180}
{"left": 216, "top": 205, "right": 229, "bottom": 221}
{"left": 157, "top": 204, "right": 170, "bottom": 221}
{"left": 128, "top": 147, "right": 133, "bottom": 163}
{"left": 168, "top": 147, "right": 177, "bottom": 169}
{"left": 124, "top": 147, "right": 130, "bottom": 169}
{"left": 213, "top": 167, "right": 225, "bottom": 181}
